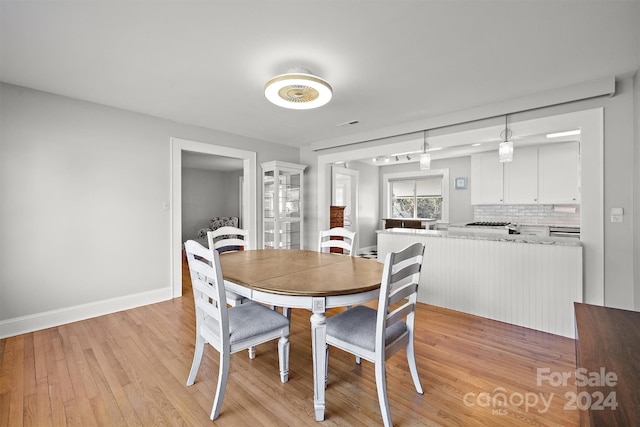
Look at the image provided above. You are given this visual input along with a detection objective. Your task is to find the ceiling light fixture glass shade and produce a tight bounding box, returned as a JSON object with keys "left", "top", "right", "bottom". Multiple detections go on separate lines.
{"left": 264, "top": 67, "right": 332, "bottom": 109}
{"left": 420, "top": 152, "right": 431, "bottom": 170}
{"left": 499, "top": 115, "right": 513, "bottom": 163}
{"left": 420, "top": 130, "right": 431, "bottom": 170}
{"left": 499, "top": 140, "right": 513, "bottom": 162}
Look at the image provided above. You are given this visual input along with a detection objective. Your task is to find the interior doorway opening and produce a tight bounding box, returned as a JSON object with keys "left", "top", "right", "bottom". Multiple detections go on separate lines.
{"left": 170, "top": 137, "right": 257, "bottom": 298}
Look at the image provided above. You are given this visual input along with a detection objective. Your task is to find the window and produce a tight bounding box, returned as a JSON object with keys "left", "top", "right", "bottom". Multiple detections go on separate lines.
{"left": 391, "top": 177, "right": 443, "bottom": 220}
{"left": 383, "top": 169, "right": 449, "bottom": 223}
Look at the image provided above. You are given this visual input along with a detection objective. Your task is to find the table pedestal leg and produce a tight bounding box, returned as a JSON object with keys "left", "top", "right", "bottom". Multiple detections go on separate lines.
{"left": 311, "top": 297, "right": 327, "bottom": 421}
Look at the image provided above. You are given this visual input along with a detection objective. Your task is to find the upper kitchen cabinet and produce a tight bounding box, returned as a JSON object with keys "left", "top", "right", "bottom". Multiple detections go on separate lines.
{"left": 471, "top": 142, "right": 580, "bottom": 205}
{"left": 538, "top": 142, "right": 580, "bottom": 204}
{"left": 504, "top": 146, "right": 538, "bottom": 204}
{"left": 262, "top": 161, "right": 306, "bottom": 249}
{"left": 470, "top": 151, "right": 504, "bottom": 204}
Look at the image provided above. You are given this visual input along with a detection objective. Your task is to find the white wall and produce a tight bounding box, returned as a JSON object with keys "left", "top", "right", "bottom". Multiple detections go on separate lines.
{"left": 0, "top": 83, "right": 298, "bottom": 336}
{"left": 634, "top": 68, "right": 640, "bottom": 311}
{"left": 181, "top": 168, "right": 241, "bottom": 243}
{"left": 300, "top": 146, "right": 319, "bottom": 251}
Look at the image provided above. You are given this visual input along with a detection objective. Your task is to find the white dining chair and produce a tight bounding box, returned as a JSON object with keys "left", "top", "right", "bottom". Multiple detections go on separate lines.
{"left": 318, "top": 227, "right": 357, "bottom": 256}
{"left": 325, "top": 242, "right": 425, "bottom": 427}
{"left": 207, "top": 226, "right": 249, "bottom": 254}
{"left": 281, "top": 227, "right": 358, "bottom": 321}
{"left": 184, "top": 240, "right": 290, "bottom": 421}
{"left": 207, "top": 227, "right": 249, "bottom": 307}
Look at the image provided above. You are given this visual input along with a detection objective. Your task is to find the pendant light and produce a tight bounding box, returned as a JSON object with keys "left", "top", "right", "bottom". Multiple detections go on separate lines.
{"left": 499, "top": 115, "right": 513, "bottom": 162}
{"left": 420, "top": 130, "right": 431, "bottom": 170}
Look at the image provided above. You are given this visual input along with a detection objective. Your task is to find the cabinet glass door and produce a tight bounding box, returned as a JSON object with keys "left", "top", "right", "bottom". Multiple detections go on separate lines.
{"left": 261, "top": 161, "right": 306, "bottom": 250}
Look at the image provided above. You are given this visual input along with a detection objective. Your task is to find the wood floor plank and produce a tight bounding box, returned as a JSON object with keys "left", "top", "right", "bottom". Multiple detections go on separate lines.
{"left": 3, "top": 337, "right": 25, "bottom": 425}
{"left": 0, "top": 258, "right": 581, "bottom": 426}
{"left": 0, "top": 392, "right": 10, "bottom": 427}
{"left": 47, "top": 382, "right": 67, "bottom": 427}
{"left": 22, "top": 393, "right": 37, "bottom": 427}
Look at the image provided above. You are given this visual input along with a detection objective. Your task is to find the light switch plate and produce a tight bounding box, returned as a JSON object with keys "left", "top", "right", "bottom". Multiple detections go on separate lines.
{"left": 611, "top": 207, "right": 624, "bottom": 223}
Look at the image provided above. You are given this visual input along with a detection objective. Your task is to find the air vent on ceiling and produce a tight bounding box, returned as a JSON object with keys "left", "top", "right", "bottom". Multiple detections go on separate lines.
{"left": 336, "top": 120, "right": 360, "bottom": 127}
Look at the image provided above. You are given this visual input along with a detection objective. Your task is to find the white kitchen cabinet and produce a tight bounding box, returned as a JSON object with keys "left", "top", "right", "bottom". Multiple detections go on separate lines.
{"left": 262, "top": 161, "right": 306, "bottom": 249}
{"left": 470, "top": 151, "right": 504, "bottom": 204}
{"left": 504, "top": 146, "right": 538, "bottom": 204}
{"left": 471, "top": 142, "right": 580, "bottom": 206}
{"left": 538, "top": 142, "right": 580, "bottom": 204}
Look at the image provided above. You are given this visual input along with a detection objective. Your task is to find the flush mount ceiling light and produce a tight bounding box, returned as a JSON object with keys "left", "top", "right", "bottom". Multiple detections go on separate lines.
{"left": 499, "top": 115, "right": 514, "bottom": 163}
{"left": 420, "top": 130, "right": 431, "bottom": 170}
{"left": 264, "top": 67, "right": 332, "bottom": 109}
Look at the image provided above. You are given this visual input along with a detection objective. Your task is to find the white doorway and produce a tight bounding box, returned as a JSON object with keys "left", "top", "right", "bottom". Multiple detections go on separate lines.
{"left": 170, "top": 137, "right": 257, "bottom": 298}
{"left": 331, "top": 166, "right": 359, "bottom": 250}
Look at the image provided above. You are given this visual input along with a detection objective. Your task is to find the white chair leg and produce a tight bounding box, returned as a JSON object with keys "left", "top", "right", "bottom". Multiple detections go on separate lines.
{"left": 230, "top": 296, "right": 255, "bottom": 359}
{"left": 186, "top": 335, "right": 205, "bottom": 386}
{"left": 278, "top": 334, "right": 290, "bottom": 383}
{"left": 325, "top": 344, "right": 329, "bottom": 388}
{"left": 374, "top": 361, "right": 392, "bottom": 427}
{"left": 406, "top": 339, "right": 423, "bottom": 394}
{"left": 210, "top": 350, "right": 230, "bottom": 420}
{"left": 355, "top": 356, "right": 361, "bottom": 365}
{"left": 283, "top": 307, "right": 292, "bottom": 320}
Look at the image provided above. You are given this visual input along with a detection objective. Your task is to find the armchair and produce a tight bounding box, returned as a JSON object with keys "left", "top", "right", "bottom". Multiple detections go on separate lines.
{"left": 197, "top": 217, "right": 239, "bottom": 242}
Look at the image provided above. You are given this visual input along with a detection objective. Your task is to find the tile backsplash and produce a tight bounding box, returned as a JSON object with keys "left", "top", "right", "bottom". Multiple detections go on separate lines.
{"left": 474, "top": 204, "right": 580, "bottom": 227}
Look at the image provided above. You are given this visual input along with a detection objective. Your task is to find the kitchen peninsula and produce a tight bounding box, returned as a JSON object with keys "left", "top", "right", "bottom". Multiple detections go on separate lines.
{"left": 378, "top": 228, "right": 582, "bottom": 338}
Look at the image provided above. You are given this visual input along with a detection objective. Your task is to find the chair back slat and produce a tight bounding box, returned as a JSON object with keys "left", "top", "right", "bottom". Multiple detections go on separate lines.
{"left": 196, "top": 298, "right": 221, "bottom": 320}
{"left": 387, "top": 301, "right": 414, "bottom": 326}
{"left": 184, "top": 240, "right": 229, "bottom": 344}
{"left": 187, "top": 257, "right": 215, "bottom": 281}
{"left": 389, "top": 262, "right": 421, "bottom": 287}
{"left": 207, "top": 227, "right": 249, "bottom": 253}
{"left": 389, "top": 282, "right": 418, "bottom": 306}
{"left": 375, "top": 242, "right": 425, "bottom": 356}
{"left": 213, "top": 237, "right": 247, "bottom": 249}
{"left": 391, "top": 242, "right": 424, "bottom": 264}
{"left": 319, "top": 240, "right": 353, "bottom": 252}
{"left": 192, "top": 280, "right": 222, "bottom": 318}
{"left": 318, "top": 227, "right": 356, "bottom": 256}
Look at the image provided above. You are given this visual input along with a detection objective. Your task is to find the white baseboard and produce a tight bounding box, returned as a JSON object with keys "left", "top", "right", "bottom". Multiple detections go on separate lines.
{"left": 0, "top": 287, "right": 173, "bottom": 339}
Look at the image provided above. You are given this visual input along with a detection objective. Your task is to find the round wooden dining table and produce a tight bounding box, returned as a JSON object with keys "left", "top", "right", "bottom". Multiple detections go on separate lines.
{"left": 219, "top": 249, "right": 384, "bottom": 422}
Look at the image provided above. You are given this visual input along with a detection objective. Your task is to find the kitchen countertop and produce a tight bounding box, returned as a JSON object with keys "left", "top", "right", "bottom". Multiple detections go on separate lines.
{"left": 377, "top": 227, "right": 582, "bottom": 246}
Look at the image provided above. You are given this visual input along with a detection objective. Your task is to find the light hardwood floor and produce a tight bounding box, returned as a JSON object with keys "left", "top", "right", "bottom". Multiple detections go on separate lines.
{"left": 0, "top": 259, "right": 579, "bottom": 426}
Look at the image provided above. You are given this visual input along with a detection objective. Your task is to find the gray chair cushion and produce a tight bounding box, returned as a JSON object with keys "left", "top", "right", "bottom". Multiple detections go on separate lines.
{"left": 326, "top": 305, "right": 407, "bottom": 353}
{"left": 228, "top": 302, "right": 289, "bottom": 343}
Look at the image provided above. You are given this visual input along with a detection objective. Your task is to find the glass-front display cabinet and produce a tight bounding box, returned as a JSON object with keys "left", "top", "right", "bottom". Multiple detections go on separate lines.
{"left": 262, "top": 161, "right": 306, "bottom": 249}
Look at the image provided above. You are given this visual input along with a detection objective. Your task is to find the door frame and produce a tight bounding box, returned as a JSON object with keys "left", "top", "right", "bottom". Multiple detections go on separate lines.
{"left": 331, "top": 165, "right": 359, "bottom": 250}
{"left": 170, "top": 137, "right": 257, "bottom": 298}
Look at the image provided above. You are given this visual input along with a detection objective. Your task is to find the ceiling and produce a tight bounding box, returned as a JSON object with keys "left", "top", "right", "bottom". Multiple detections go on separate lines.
{"left": 1, "top": 1, "right": 639, "bottom": 149}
